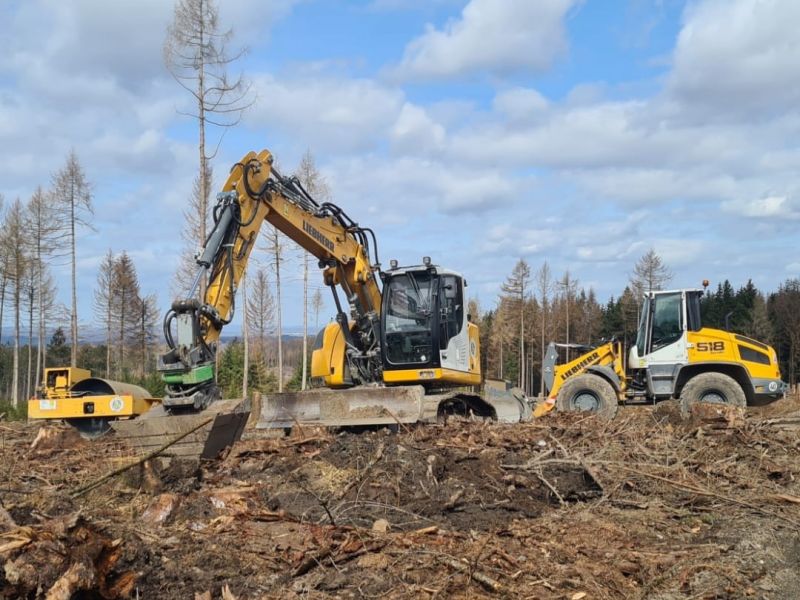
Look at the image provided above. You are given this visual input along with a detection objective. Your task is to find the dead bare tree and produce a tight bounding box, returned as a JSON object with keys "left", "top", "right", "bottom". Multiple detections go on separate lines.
{"left": 112, "top": 252, "right": 141, "bottom": 378}
{"left": 311, "top": 288, "right": 324, "bottom": 332}
{"left": 263, "top": 227, "right": 285, "bottom": 392}
{"left": 172, "top": 168, "right": 213, "bottom": 297}
{"left": 164, "top": 0, "right": 253, "bottom": 299}
{"left": 1, "top": 199, "right": 29, "bottom": 406}
{"left": 501, "top": 259, "right": 531, "bottom": 390}
{"left": 630, "top": 248, "right": 673, "bottom": 295}
{"left": 556, "top": 271, "right": 578, "bottom": 363}
{"left": 51, "top": 150, "right": 94, "bottom": 367}
{"left": 94, "top": 250, "right": 116, "bottom": 378}
{"left": 294, "top": 151, "right": 330, "bottom": 390}
{"left": 0, "top": 194, "right": 6, "bottom": 349}
{"left": 241, "top": 268, "right": 249, "bottom": 399}
{"left": 26, "top": 187, "right": 61, "bottom": 390}
{"left": 132, "top": 293, "right": 159, "bottom": 378}
{"left": 535, "top": 261, "right": 552, "bottom": 395}
{"left": 245, "top": 266, "right": 275, "bottom": 379}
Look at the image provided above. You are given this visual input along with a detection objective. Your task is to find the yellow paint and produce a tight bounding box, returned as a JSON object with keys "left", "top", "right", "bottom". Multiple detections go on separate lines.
{"left": 41, "top": 367, "right": 91, "bottom": 399}
{"left": 687, "top": 329, "right": 780, "bottom": 379}
{"left": 468, "top": 321, "right": 481, "bottom": 377}
{"left": 311, "top": 322, "right": 350, "bottom": 388}
{"left": 548, "top": 341, "right": 625, "bottom": 401}
{"left": 27, "top": 394, "right": 155, "bottom": 420}
{"left": 383, "top": 367, "right": 481, "bottom": 386}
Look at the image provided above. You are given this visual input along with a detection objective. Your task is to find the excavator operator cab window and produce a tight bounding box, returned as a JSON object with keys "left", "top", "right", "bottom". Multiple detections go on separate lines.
{"left": 384, "top": 272, "right": 434, "bottom": 365}
{"left": 636, "top": 298, "right": 649, "bottom": 358}
{"left": 686, "top": 291, "right": 703, "bottom": 331}
{"left": 650, "top": 292, "right": 683, "bottom": 352}
{"left": 439, "top": 275, "right": 464, "bottom": 350}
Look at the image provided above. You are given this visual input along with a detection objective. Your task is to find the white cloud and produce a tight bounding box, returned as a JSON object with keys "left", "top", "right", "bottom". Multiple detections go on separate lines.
{"left": 669, "top": 0, "right": 800, "bottom": 119}
{"left": 247, "top": 75, "right": 405, "bottom": 152}
{"left": 722, "top": 195, "right": 800, "bottom": 219}
{"left": 392, "top": 0, "right": 579, "bottom": 80}
{"left": 492, "top": 88, "right": 550, "bottom": 124}
{"left": 391, "top": 103, "right": 446, "bottom": 153}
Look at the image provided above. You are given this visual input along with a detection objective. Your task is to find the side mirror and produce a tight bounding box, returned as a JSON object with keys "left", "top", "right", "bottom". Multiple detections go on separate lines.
{"left": 444, "top": 284, "right": 457, "bottom": 299}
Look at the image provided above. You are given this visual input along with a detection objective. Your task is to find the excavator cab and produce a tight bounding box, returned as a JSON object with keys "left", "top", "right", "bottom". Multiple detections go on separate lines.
{"left": 380, "top": 261, "right": 479, "bottom": 386}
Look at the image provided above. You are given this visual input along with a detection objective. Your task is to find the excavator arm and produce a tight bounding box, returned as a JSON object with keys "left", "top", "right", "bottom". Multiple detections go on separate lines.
{"left": 159, "top": 149, "right": 383, "bottom": 410}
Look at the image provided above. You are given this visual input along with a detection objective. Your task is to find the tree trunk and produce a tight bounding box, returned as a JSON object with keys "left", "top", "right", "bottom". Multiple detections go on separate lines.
{"left": 242, "top": 269, "right": 249, "bottom": 399}
{"left": 565, "top": 297, "right": 571, "bottom": 363}
{"left": 106, "top": 295, "right": 112, "bottom": 378}
{"left": 540, "top": 300, "right": 546, "bottom": 396}
{"left": 302, "top": 253, "right": 308, "bottom": 391}
{"left": 519, "top": 303, "right": 524, "bottom": 390}
{"left": 118, "top": 289, "right": 126, "bottom": 378}
{"left": 499, "top": 341, "right": 503, "bottom": 380}
{"left": 275, "top": 235, "right": 283, "bottom": 393}
{"left": 26, "top": 285, "right": 33, "bottom": 400}
{"left": 12, "top": 283, "right": 20, "bottom": 407}
{"left": 35, "top": 262, "right": 43, "bottom": 391}
{"left": 197, "top": 0, "right": 208, "bottom": 301}
{"left": 70, "top": 178, "right": 78, "bottom": 367}
{"left": 0, "top": 273, "right": 6, "bottom": 348}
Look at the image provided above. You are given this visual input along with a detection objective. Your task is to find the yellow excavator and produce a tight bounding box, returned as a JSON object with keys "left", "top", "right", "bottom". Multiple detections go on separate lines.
{"left": 112, "top": 148, "right": 527, "bottom": 452}
{"left": 535, "top": 287, "right": 787, "bottom": 418}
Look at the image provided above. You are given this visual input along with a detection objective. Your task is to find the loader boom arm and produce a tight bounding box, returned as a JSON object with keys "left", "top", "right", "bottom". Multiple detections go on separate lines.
{"left": 159, "top": 149, "right": 383, "bottom": 410}
{"left": 544, "top": 341, "right": 624, "bottom": 399}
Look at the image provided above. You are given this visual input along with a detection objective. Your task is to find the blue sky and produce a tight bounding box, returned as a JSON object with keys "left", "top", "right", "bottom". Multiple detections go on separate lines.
{"left": 2, "top": 0, "right": 799, "bottom": 336}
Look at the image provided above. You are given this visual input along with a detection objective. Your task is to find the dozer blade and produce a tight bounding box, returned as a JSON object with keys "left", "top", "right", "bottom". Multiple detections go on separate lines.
{"left": 258, "top": 386, "right": 429, "bottom": 428}
{"left": 483, "top": 385, "right": 532, "bottom": 423}
{"left": 258, "top": 385, "right": 531, "bottom": 429}
{"left": 112, "top": 398, "right": 250, "bottom": 460}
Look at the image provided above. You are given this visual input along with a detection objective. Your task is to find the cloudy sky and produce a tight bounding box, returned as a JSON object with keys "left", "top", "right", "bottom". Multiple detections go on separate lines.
{"left": 2, "top": 0, "right": 799, "bottom": 333}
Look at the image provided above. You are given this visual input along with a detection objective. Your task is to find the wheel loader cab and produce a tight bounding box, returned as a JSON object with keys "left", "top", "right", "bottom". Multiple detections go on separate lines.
{"left": 629, "top": 290, "right": 703, "bottom": 372}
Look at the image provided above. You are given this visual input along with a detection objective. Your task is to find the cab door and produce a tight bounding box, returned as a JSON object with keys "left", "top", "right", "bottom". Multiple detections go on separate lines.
{"left": 438, "top": 275, "right": 469, "bottom": 373}
{"left": 643, "top": 291, "right": 688, "bottom": 365}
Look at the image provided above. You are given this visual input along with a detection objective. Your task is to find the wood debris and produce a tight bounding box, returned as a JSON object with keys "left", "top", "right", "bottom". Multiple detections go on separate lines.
{"left": 1, "top": 393, "right": 799, "bottom": 598}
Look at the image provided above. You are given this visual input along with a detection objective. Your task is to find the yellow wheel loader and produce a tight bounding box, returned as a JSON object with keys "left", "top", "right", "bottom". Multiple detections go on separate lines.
{"left": 27, "top": 367, "right": 157, "bottom": 438}
{"left": 535, "top": 288, "right": 787, "bottom": 418}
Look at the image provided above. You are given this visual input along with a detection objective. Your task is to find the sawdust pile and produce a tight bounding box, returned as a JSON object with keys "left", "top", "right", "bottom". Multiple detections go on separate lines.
{"left": 2, "top": 396, "right": 800, "bottom": 599}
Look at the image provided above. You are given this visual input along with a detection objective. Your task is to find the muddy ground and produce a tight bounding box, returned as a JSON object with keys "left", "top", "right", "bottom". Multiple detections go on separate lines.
{"left": 2, "top": 396, "right": 800, "bottom": 599}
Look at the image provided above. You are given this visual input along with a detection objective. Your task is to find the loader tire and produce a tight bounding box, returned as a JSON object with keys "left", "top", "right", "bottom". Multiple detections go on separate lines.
{"left": 679, "top": 372, "right": 746, "bottom": 416}
{"left": 556, "top": 374, "right": 619, "bottom": 419}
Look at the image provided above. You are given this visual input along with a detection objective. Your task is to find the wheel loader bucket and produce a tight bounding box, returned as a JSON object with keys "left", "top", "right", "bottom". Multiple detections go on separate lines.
{"left": 111, "top": 398, "right": 250, "bottom": 460}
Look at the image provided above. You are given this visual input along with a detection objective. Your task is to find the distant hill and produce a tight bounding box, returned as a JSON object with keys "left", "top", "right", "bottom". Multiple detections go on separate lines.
{"left": 0, "top": 325, "right": 311, "bottom": 347}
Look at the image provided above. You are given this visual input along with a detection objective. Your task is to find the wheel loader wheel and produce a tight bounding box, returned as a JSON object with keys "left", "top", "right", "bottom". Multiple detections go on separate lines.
{"left": 556, "top": 374, "right": 618, "bottom": 419}
{"left": 679, "top": 372, "right": 746, "bottom": 416}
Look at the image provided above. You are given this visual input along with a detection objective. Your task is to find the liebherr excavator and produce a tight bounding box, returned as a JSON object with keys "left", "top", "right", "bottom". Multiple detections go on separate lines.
{"left": 115, "top": 149, "right": 527, "bottom": 452}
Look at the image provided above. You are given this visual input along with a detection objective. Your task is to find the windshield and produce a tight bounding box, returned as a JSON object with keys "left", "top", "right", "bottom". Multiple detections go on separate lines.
{"left": 636, "top": 296, "right": 649, "bottom": 357}
{"left": 384, "top": 272, "right": 434, "bottom": 365}
{"left": 651, "top": 292, "right": 683, "bottom": 351}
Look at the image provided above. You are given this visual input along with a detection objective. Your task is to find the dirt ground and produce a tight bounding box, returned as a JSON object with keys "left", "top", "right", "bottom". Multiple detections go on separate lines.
{"left": 2, "top": 395, "right": 800, "bottom": 599}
